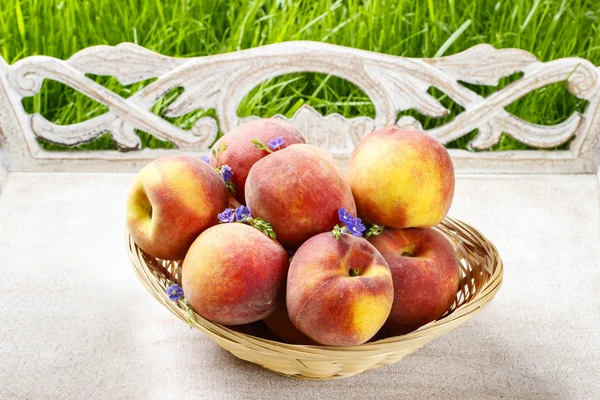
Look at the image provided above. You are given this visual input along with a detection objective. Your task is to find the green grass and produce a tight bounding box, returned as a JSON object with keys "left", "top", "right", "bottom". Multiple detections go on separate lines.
{"left": 1, "top": 0, "right": 598, "bottom": 151}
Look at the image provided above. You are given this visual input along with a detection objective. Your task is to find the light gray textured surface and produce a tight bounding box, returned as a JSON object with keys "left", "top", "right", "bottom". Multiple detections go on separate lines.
{"left": 0, "top": 172, "right": 599, "bottom": 399}
{"left": 0, "top": 150, "right": 7, "bottom": 194}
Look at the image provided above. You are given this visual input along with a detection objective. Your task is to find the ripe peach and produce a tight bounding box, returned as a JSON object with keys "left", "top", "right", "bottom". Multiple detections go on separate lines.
{"left": 210, "top": 119, "right": 305, "bottom": 203}
{"left": 347, "top": 126, "right": 454, "bottom": 228}
{"left": 287, "top": 233, "right": 393, "bottom": 346}
{"left": 227, "top": 193, "right": 242, "bottom": 209}
{"left": 245, "top": 144, "right": 356, "bottom": 249}
{"left": 182, "top": 223, "right": 289, "bottom": 325}
{"left": 369, "top": 228, "right": 461, "bottom": 335}
{"left": 126, "top": 155, "right": 228, "bottom": 260}
{"left": 264, "top": 286, "right": 317, "bottom": 345}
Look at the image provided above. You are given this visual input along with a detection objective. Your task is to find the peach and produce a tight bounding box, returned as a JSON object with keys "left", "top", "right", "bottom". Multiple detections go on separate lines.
{"left": 126, "top": 155, "right": 228, "bottom": 260}
{"left": 182, "top": 223, "right": 289, "bottom": 325}
{"left": 227, "top": 193, "right": 242, "bottom": 210}
{"left": 369, "top": 228, "right": 461, "bottom": 335}
{"left": 347, "top": 126, "right": 454, "bottom": 228}
{"left": 210, "top": 119, "right": 305, "bottom": 203}
{"left": 287, "top": 233, "right": 393, "bottom": 346}
{"left": 264, "top": 286, "right": 317, "bottom": 345}
{"left": 245, "top": 144, "right": 356, "bottom": 249}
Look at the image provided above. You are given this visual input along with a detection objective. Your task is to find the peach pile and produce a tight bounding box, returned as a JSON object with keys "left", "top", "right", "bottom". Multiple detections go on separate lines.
{"left": 245, "top": 144, "right": 356, "bottom": 249}
{"left": 126, "top": 119, "right": 461, "bottom": 346}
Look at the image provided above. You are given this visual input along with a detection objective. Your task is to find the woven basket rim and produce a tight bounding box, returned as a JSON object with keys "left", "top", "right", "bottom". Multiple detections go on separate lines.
{"left": 127, "top": 217, "right": 503, "bottom": 358}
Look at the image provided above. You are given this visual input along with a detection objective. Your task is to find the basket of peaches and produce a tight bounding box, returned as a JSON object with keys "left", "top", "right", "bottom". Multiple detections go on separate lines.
{"left": 126, "top": 119, "right": 503, "bottom": 380}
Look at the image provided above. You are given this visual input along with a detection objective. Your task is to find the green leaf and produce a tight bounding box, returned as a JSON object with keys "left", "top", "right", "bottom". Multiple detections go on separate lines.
{"left": 248, "top": 217, "right": 277, "bottom": 239}
{"left": 285, "top": 99, "right": 304, "bottom": 118}
{"left": 14, "top": 1, "right": 25, "bottom": 41}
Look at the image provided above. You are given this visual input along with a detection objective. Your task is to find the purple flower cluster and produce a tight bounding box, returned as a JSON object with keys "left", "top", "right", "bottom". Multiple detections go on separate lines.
{"left": 267, "top": 136, "right": 284, "bottom": 150}
{"left": 218, "top": 205, "right": 252, "bottom": 223}
{"left": 338, "top": 208, "right": 366, "bottom": 237}
{"left": 217, "top": 208, "right": 235, "bottom": 223}
{"left": 166, "top": 283, "right": 184, "bottom": 301}
{"left": 347, "top": 218, "right": 366, "bottom": 236}
{"left": 235, "top": 205, "right": 252, "bottom": 222}
{"left": 219, "top": 165, "right": 233, "bottom": 182}
{"left": 200, "top": 155, "right": 210, "bottom": 163}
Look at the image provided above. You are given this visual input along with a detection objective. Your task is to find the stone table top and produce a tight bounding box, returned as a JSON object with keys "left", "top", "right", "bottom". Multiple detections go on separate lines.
{"left": 0, "top": 172, "right": 599, "bottom": 399}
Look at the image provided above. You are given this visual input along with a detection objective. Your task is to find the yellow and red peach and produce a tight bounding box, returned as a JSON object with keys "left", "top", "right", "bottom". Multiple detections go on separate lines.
{"left": 369, "top": 228, "right": 461, "bottom": 335}
{"left": 245, "top": 144, "right": 356, "bottom": 249}
{"left": 286, "top": 233, "right": 394, "bottom": 346}
{"left": 126, "top": 155, "right": 228, "bottom": 260}
{"left": 182, "top": 223, "right": 289, "bottom": 325}
{"left": 347, "top": 126, "right": 454, "bottom": 228}
{"left": 210, "top": 118, "right": 305, "bottom": 204}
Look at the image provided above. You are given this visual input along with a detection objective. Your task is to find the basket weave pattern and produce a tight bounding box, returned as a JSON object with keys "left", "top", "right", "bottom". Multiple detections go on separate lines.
{"left": 127, "top": 217, "right": 503, "bottom": 380}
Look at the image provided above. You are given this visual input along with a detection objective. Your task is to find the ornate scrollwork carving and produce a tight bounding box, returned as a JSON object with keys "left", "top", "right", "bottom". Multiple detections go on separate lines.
{"left": 1, "top": 41, "right": 598, "bottom": 162}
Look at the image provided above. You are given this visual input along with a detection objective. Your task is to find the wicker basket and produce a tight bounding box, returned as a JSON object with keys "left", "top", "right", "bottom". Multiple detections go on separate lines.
{"left": 127, "top": 217, "right": 503, "bottom": 380}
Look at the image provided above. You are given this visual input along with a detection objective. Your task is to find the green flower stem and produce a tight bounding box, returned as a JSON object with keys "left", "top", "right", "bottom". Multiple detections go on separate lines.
{"left": 251, "top": 139, "right": 273, "bottom": 153}
{"left": 332, "top": 224, "right": 347, "bottom": 240}
{"left": 365, "top": 224, "right": 385, "bottom": 238}
{"left": 183, "top": 299, "right": 194, "bottom": 328}
{"left": 211, "top": 143, "right": 227, "bottom": 166}
{"left": 225, "top": 181, "right": 237, "bottom": 196}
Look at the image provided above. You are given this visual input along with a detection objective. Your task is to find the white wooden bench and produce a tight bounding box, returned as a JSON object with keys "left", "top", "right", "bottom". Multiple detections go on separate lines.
{"left": 0, "top": 42, "right": 599, "bottom": 399}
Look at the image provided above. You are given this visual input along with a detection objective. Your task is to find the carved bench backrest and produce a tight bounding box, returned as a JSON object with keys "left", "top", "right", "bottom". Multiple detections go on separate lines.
{"left": 0, "top": 41, "right": 598, "bottom": 173}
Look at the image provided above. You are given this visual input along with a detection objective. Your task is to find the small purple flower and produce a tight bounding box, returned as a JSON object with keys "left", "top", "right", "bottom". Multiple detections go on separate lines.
{"left": 200, "top": 155, "right": 210, "bottom": 163}
{"left": 166, "top": 283, "right": 184, "bottom": 301}
{"left": 235, "top": 205, "right": 252, "bottom": 222}
{"left": 346, "top": 218, "right": 366, "bottom": 237}
{"left": 338, "top": 208, "right": 355, "bottom": 224}
{"left": 218, "top": 208, "right": 235, "bottom": 223}
{"left": 219, "top": 165, "right": 233, "bottom": 182}
{"left": 267, "top": 136, "right": 285, "bottom": 150}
